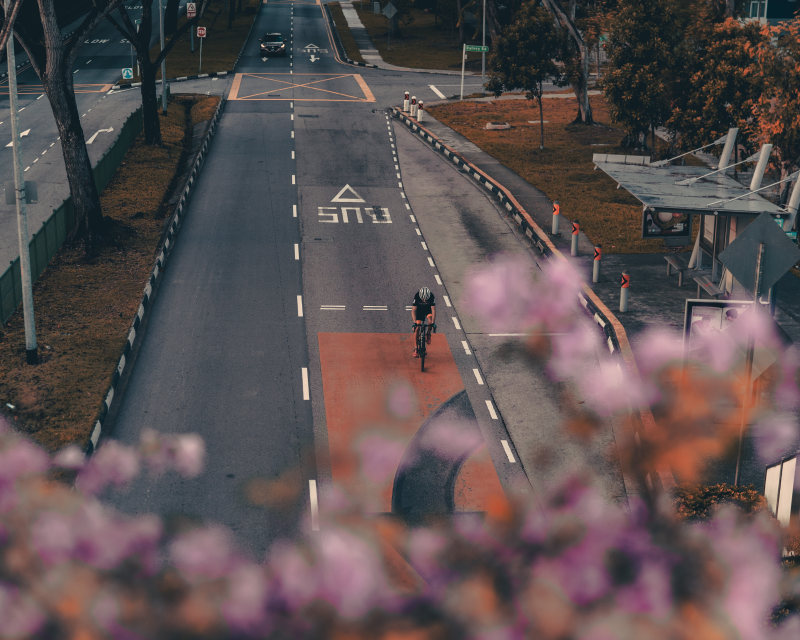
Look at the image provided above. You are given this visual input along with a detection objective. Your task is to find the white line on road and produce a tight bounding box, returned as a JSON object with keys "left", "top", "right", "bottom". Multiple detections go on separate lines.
{"left": 293, "top": 204, "right": 297, "bottom": 218}
{"left": 290, "top": 113, "right": 294, "bottom": 120}
{"left": 400, "top": 192, "right": 406, "bottom": 199}
{"left": 73, "top": 69, "right": 79, "bottom": 74}
{"left": 292, "top": 174, "right": 295, "bottom": 184}
{"left": 415, "top": 228, "right": 421, "bottom": 236}
{"left": 297, "top": 295, "right": 303, "bottom": 317}
{"left": 86, "top": 59, "right": 92, "bottom": 64}
{"left": 434, "top": 274, "right": 442, "bottom": 285}
{"left": 452, "top": 317, "right": 461, "bottom": 330}
{"left": 309, "top": 479, "right": 320, "bottom": 531}
{"left": 421, "top": 241, "right": 427, "bottom": 250}
{"left": 32, "top": 158, "right": 37, "bottom": 164}
{"left": 488, "top": 333, "right": 529, "bottom": 337}
{"left": 396, "top": 173, "right": 401, "bottom": 179}
{"left": 294, "top": 243, "right": 299, "bottom": 260}
{"left": 485, "top": 400, "right": 498, "bottom": 420}
{"left": 429, "top": 84, "right": 446, "bottom": 99}
{"left": 409, "top": 215, "right": 416, "bottom": 222}
{"left": 24, "top": 166, "right": 29, "bottom": 172}
{"left": 363, "top": 305, "right": 388, "bottom": 311}
{"left": 443, "top": 295, "right": 451, "bottom": 307}
{"left": 473, "top": 368, "right": 484, "bottom": 385}
{"left": 302, "top": 368, "right": 310, "bottom": 400}
{"left": 427, "top": 257, "right": 435, "bottom": 267}
{"left": 405, "top": 203, "right": 411, "bottom": 210}
{"left": 461, "top": 340, "right": 471, "bottom": 355}
{"left": 395, "top": 164, "right": 399, "bottom": 170}
{"left": 398, "top": 181, "right": 403, "bottom": 189}
{"left": 36, "top": 94, "right": 44, "bottom": 100}
{"left": 49, "top": 142, "right": 55, "bottom": 147}
{"left": 291, "top": 150, "right": 295, "bottom": 159}
{"left": 321, "top": 305, "right": 346, "bottom": 310}
{"left": 291, "top": 131, "right": 294, "bottom": 138}
{"left": 501, "top": 440, "right": 516, "bottom": 463}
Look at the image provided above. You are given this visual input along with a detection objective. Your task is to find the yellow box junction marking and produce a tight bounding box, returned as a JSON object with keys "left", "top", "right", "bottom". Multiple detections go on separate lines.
{"left": 229, "top": 73, "right": 375, "bottom": 103}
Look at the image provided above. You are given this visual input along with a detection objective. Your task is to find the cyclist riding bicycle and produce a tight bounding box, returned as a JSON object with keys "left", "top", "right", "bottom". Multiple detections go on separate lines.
{"left": 411, "top": 286, "right": 436, "bottom": 357}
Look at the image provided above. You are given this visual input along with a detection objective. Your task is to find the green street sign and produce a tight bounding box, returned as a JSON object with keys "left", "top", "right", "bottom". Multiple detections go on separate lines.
{"left": 464, "top": 45, "right": 489, "bottom": 52}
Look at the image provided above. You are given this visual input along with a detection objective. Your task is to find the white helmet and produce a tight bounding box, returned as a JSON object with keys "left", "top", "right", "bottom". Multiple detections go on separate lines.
{"left": 418, "top": 287, "right": 431, "bottom": 302}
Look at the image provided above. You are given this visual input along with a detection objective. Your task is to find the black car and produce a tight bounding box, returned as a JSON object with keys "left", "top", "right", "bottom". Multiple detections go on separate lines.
{"left": 260, "top": 33, "right": 287, "bottom": 56}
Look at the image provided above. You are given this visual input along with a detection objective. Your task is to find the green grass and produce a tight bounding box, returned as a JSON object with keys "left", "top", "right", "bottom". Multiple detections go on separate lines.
{"left": 329, "top": 2, "right": 365, "bottom": 63}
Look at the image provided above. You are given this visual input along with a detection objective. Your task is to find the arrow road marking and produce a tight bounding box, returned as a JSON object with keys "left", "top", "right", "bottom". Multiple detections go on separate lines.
{"left": 309, "top": 55, "right": 319, "bottom": 63}
{"left": 6, "top": 129, "right": 30, "bottom": 147}
{"left": 87, "top": 127, "right": 114, "bottom": 144}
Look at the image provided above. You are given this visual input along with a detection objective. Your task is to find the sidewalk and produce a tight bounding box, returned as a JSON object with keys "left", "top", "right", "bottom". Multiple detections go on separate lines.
{"left": 337, "top": 17, "right": 800, "bottom": 491}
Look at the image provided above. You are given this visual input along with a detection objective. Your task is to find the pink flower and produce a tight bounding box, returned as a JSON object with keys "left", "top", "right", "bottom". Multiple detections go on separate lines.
{"left": 222, "top": 565, "right": 269, "bottom": 633}
{"left": 387, "top": 380, "right": 416, "bottom": 418}
{"left": 170, "top": 525, "right": 241, "bottom": 582}
{"left": 77, "top": 441, "right": 140, "bottom": 495}
{"left": 31, "top": 511, "right": 76, "bottom": 566}
{"left": 355, "top": 434, "right": 407, "bottom": 484}
{"left": 53, "top": 444, "right": 85, "bottom": 470}
{"left": 0, "top": 583, "right": 45, "bottom": 637}
{"left": 171, "top": 433, "right": 205, "bottom": 478}
{"left": 572, "top": 357, "right": 647, "bottom": 416}
{"left": 752, "top": 413, "right": 799, "bottom": 463}
{"left": 0, "top": 438, "right": 50, "bottom": 481}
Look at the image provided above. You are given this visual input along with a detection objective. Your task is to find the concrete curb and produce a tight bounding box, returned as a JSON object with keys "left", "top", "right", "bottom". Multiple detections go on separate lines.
{"left": 392, "top": 107, "right": 675, "bottom": 493}
{"left": 111, "top": 70, "right": 232, "bottom": 91}
{"left": 86, "top": 96, "right": 227, "bottom": 456}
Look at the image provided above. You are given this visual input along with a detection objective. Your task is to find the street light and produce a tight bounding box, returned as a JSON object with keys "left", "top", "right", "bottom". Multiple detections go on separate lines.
{"left": 4, "top": 0, "right": 37, "bottom": 364}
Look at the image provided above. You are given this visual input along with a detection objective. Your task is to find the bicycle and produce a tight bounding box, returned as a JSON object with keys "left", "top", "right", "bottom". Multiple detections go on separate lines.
{"left": 413, "top": 320, "right": 436, "bottom": 372}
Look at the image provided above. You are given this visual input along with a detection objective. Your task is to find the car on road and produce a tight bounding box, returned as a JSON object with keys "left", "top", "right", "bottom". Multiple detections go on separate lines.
{"left": 260, "top": 33, "right": 287, "bottom": 56}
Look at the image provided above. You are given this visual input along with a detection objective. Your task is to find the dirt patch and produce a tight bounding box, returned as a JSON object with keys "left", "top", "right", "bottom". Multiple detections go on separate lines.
{"left": 0, "top": 95, "right": 220, "bottom": 453}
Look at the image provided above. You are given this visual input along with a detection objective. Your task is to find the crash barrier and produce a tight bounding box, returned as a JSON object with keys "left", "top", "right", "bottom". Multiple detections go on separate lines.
{"left": 87, "top": 97, "right": 227, "bottom": 455}
{"left": 0, "top": 107, "right": 144, "bottom": 326}
{"left": 392, "top": 106, "right": 675, "bottom": 493}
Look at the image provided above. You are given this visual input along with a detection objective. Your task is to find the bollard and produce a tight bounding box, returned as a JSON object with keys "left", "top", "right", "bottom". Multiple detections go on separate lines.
{"left": 551, "top": 201, "right": 560, "bottom": 235}
{"left": 619, "top": 271, "right": 630, "bottom": 312}
{"left": 403, "top": 91, "right": 410, "bottom": 112}
{"left": 571, "top": 220, "right": 580, "bottom": 256}
{"left": 417, "top": 100, "right": 424, "bottom": 122}
{"left": 410, "top": 95, "right": 418, "bottom": 118}
{"left": 592, "top": 245, "right": 602, "bottom": 283}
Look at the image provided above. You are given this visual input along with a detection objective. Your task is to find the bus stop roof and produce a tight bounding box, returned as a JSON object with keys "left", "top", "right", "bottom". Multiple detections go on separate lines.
{"left": 593, "top": 154, "right": 787, "bottom": 217}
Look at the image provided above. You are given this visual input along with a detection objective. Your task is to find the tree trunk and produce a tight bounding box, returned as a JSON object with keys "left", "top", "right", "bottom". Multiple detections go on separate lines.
{"left": 538, "top": 96, "right": 545, "bottom": 149}
{"left": 140, "top": 60, "right": 163, "bottom": 145}
{"left": 43, "top": 72, "right": 103, "bottom": 254}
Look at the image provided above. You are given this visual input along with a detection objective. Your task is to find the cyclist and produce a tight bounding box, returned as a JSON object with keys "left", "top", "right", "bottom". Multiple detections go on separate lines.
{"left": 411, "top": 286, "right": 436, "bottom": 357}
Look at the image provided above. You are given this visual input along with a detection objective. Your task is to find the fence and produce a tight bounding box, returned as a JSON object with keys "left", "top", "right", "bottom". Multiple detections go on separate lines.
{"left": 0, "top": 107, "right": 144, "bottom": 326}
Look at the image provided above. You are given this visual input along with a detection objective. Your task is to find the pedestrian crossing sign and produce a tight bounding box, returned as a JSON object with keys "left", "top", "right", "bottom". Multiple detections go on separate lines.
{"left": 121, "top": 68, "right": 134, "bottom": 80}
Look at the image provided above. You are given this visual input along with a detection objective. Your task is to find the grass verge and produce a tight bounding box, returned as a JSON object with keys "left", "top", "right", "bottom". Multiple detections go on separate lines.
{"left": 352, "top": 1, "right": 484, "bottom": 71}
{"left": 427, "top": 95, "right": 675, "bottom": 254}
{"left": 328, "top": 2, "right": 365, "bottom": 63}
{"left": 0, "top": 95, "right": 220, "bottom": 453}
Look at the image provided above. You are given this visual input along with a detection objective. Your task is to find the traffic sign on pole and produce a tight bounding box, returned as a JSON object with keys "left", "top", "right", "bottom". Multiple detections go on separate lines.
{"left": 121, "top": 67, "right": 134, "bottom": 80}
{"left": 465, "top": 44, "right": 489, "bottom": 53}
{"left": 196, "top": 26, "right": 207, "bottom": 38}
{"left": 187, "top": 2, "right": 196, "bottom": 19}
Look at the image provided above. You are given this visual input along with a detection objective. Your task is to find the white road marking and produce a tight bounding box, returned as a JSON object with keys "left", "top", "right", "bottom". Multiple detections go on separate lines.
{"left": 485, "top": 400, "right": 498, "bottom": 420}
{"left": 401, "top": 192, "right": 406, "bottom": 199}
{"left": 292, "top": 174, "right": 295, "bottom": 184}
{"left": 434, "top": 274, "right": 442, "bottom": 285}
{"left": 86, "top": 59, "right": 92, "bottom": 64}
{"left": 294, "top": 243, "right": 299, "bottom": 260}
{"left": 363, "top": 305, "right": 388, "bottom": 311}
{"left": 415, "top": 228, "right": 421, "bottom": 236}
{"left": 6, "top": 129, "right": 30, "bottom": 147}
{"left": 36, "top": 94, "right": 44, "bottom": 100}
{"left": 421, "top": 241, "right": 428, "bottom": 250}
{"left": 50, "top": 142, "right": 55, "bottom": 147}
{"left": 73, "top": 69, "right": 79, "bottom": 74}
{"left": 501, "top": 440, "right": 516, "bottom": 463}
{"left": 87, "top": 127, "right": 114, "bottom": 144}
{"left": 429, "top": 84, "right": 446, "bottom": 99}
{"left": 302, "top": 368, "right": 310, "bottom": 400}
{"left": 405, "top": 203, "right": 411, "bottom": 210}
{"left": 427, "top": 257, "right": 435, "bottom": 267}
{"left": 409, "top": 215, "right": 416, "bottom": 222}
{"left": 461, "top": 340, "right": 471, "bottom": 355}
{"left": 32, "top": 158, "right": 38, "bottom": 164}
{"left": 452, "top": 317, "right": 461, "bottom": 330}
{"left": 394, "top": 164, "right": 399, "bottom": 170}
{"left": 291, "top": 130, "right": 294, "bottom": 138}
{"left": 41, "top": 149, "right": 46, "bottom": 155}
{"left": 290, "top": 102, "right": 293, "bottom": 108}
{"left": 290, "top": 113, "right": 294, "bottom": 120}
{"left": 293, "top": 204, "right": 297, "bottom": 218}
{"left": 291, "top": 150, "right": 295, "bottom": 159}
{"left": 398, "top": 181, "right": 403, "bottom": 189}
{"left": 396, "top": 173, "right": 401, "bottom": 179}
{"left": 443, "top": 295, "right": 451, "bottom": 307}
{"left": 473, "top": 368, "right": 484, "bottom": 385}
{"left": 309, "top": 479, "right": 320, "bottom": 531}
{"left": 24, "top": 166, "right": 29, "bottom": 172}
{"left": 321, "top": 305, "right": 346, "bottom": 310}
{"left": 488, "top": 333, "right": 529, "bottom": 337}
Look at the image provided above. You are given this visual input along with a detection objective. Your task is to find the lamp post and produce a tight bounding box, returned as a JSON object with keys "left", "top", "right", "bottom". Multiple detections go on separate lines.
{"left": 158, "top": 0, "right": 168, "bottom": 114}
{"left": 481, "top": 0, "right": 486, "bottom": 87}
{"left": 4, "top": 0, "right": 37, "bottom": 364}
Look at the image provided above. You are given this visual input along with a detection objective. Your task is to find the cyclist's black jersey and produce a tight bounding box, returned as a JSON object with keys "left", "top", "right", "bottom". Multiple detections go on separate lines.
{"left": 412, "top": 291, "right": 435, "bottom": 321}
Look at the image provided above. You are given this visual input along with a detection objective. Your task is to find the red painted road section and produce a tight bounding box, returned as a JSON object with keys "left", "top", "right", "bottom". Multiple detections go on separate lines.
{"left": 318, "top": 332, "right": 506, "bottom": 514}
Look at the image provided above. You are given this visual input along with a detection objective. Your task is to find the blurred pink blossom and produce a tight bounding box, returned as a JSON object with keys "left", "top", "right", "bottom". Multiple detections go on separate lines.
{"left": 419, "top": 420, "right": 484, "bottom": 461}
{"left": 355, "top": 433, "right": 407, "bottom": 483}
{"left": 139, "top": 428, "right": 205, "bottom": 478}
{"left": 774, "top": 346, "right": 800, "bottom": 410}
{"left": 0, "top": 438, "right": 50, "bottom": 481}
{"left": 387, "top": 379, "right": 417, "bottom": 418}
{"left": 170, "top": 525, "right": 241, "bottom": 582}
{"left": 0, "top": 583, "right": 45, "bottom": 637}
{"left": 52, "top": 444, "right": 85, "bottom": 470}
{"left": 547, "top": 319, "right": 604, "bottom": 380}
{"left": 752, "top": 413, "right": 800, "bottom": 463}
{"left": 222, "top": 565, "right": 269, "bottom": 633}
{"left": 77, "top": 440, "right": 140, "bottom": 495}
{"left": 171, "top": 433, "right": 205, "bottom": 478}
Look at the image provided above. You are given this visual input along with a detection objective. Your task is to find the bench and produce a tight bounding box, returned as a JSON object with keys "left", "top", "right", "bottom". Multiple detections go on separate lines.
{"left": 664, "top": 254, "right": 690, "bottom": 286}
{"left": 693, "top": 273, "right": 726, "bottom": 299}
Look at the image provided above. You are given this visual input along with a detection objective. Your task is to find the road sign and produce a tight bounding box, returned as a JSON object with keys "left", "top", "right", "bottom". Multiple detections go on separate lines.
{"left": 196, "top": 26, "right": 206, "bottom": 38}
{"left": 121, "top": 67, "right": 134, "bottom": 80}
{"left": 187, "top": 2, "right": 196, "bottom": 18}
{"left": 465, "top": 45, "right": 489, "bottom": 52}
{"left": 382, "top": 2, "right": 397, "bottom": 19}
{"left": 719, "top": 212, "right": 800, "bottom": 295}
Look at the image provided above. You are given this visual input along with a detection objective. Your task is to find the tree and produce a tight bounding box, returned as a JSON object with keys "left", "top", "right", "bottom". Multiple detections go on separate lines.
{"left": 106, "top": 1, "right": 208, "bottom": 145}
{"left": 0, "top": 0, "right": 23, "bottom": 53}
{"left": 10, "top": 0, "right": 127, "bottom": 255}
{"left": 601, "top": 0, "right": 681, "bottom": 149}
{"left": 487, "top": 3, "right": 563, "bottom": 149}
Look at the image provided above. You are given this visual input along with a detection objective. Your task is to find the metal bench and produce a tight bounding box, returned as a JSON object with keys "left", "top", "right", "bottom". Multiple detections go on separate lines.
{"left": 664, "top": 254, "right": 690, "bottom": 286}
{"left": 693, "top": 273, "right": 726, "bottom": 299}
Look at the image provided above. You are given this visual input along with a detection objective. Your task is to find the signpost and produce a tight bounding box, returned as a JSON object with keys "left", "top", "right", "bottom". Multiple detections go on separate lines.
{"left": 382, "top": 2, "right": 397, "bottom": 49}
{"left": 197, "top": 26, "right": 207, "bottom": 73}
{"left": 460, "top": 44, "right": 489, "bottom": 100}
{"left": 121, "top": 67, "right": 134, "bottom": 81}
{"left": 187, "top": 3, "right": 196, "bottom": 53}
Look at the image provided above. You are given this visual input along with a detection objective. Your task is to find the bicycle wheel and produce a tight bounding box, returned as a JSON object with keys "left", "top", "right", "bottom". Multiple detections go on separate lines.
{"left": 420, "top": 347, "right": 426, "bottom": 372}
{"left": 418, "top": 327, "right": 427, "bottom": 371}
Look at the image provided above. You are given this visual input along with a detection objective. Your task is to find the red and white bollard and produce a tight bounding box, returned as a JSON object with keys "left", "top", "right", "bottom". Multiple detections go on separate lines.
{"left": 551, "top": 201, "right": 560, "bottom": 235}
{"left": 592, "top": 245, "right": 602, "bottom": 283}
{"left": 571, "top": 219, "right": 580, "bottom": 257}
{"left": 620, "top": 271, "right": 630, "bottom": 312}
{"left": 410, "top": 95, "right": 418, "bottom": 118}
{"left": 417, "top": 100, "right": 424, "bottom": 122}
{"left": 403, "top": 91, "right": 410, "bottom": 112}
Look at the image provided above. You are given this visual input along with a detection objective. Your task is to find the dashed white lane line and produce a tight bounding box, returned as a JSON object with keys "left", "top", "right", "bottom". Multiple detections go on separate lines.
{"left": 488, "top": 333, "right": 529, "bottom": 337}
{"left": 86, "top": 59, "right": 92, "bottom": 64}
{"left": 427, "top": 257, "right": 435, "bottom": 267}
{"left": 415, "top": 228, "right": 421, "bottom": 236}
{"left": 291, "top": 130, "right": 295, "bottom": 138}
{"left": 485, "top": 400, "right": 498, "bottom": 420}
{"left": 434, "top": 274, "right": 442, "bottom": 285}
{"left": 429, "top": 84, "right": 446, "bottom": 99}
{"left": 363, "top": 305, "right": 388, "bottom": 311}
{"left": 421, "top": 241, "right": 427, "bottom": 250}
{"left": 452, "top": 317, "right": 462, "bottom": 330}
{"left": 405, "top": 203, "right": 411, "bottom": 210}
{"left": 24, "top": 166, "right": 29, "bottom": 172}
{"left": 401, "top": 192, "right": 406, "bottom": 199}
{"left": 293, "top": 204, "right": 297, "bottom": 218}
{"left": 443, "top": 295, "right": 451, "bottom": 307}
{"left": 409, "top": 214, "right": 416, "bottom": 222}
{"left": 398, "top": 181, "right": 403, "bottom": 189}
{"left": 396, "top": 172, "right": 401, "bottom": 179}
{"left": 291, "top": 174, "right": 295, "bottom": 184}
{"left": 302, "top": 368, "right": 310, "bottom": 400}
{"left": 49, "top": 142, "right": 55, "bottom": 147}
{"left": 461, "top": 340, "right": 471, "bottom": 355}
{"left": 501, "top": 440, "right": 516, "bottom": 463}
{"left": 321, "top": 305, "right": 346, "bottom": 311}
{"left": 297, "top": 295, "right": 304, "bottom": 317}
{"left": 290, "top": 113, "right": 294, "bottom": 120}
{"left": 294, "top": 243, "right": 299, "bottom": 260}
{"left": 291, "top": 150, "right": 295, "bottom": 159}
{"left": 309, "top": 479, "right": 320, "bottom": 531}
{"left": 473, "top": 368, "right": 484, "bottom": 385}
